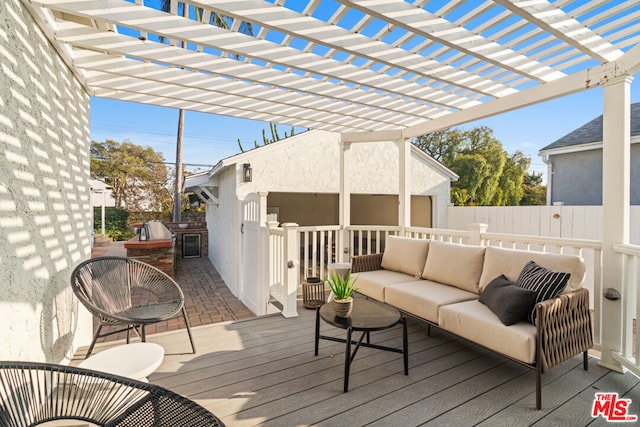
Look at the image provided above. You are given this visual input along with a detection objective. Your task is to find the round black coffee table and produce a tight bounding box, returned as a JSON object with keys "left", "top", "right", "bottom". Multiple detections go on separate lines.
{"left": 314, "top": 297, "right": 408, "bottom": 392}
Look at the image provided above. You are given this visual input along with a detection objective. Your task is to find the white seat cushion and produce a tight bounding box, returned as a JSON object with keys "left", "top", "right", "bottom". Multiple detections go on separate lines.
{"left": 354, "top": 270, "right": 423, "bottom": 302}
{"left": 439, "top": 300, "right": 537, "bottom": 364}
{"left": 385, "top": 280, "right": 478, "bottom": 323}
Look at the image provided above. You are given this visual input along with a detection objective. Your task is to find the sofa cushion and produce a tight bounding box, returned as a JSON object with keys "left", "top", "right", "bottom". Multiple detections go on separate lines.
{"left": 439, "top": 300, "right": 537, "bottom": 364}
{"left": 385, "top": 280, "right": 478, "bottom": 323}
{"left": 516, "top": 261, "right": 570, "bottom": 324}
{"left": 478, "top": 246, "right": 585, "bottom": 292}
{"left": 381, "top": 236, "right": 429, "bottom": 277}
{"left": 479, "top": 275, "right": 536, "bottom": 326}
{"left": 354, "top": 270, "right": 423, "bottom": 302}
{"left": 421, "top": 240, "right": 485, "bottom": 294}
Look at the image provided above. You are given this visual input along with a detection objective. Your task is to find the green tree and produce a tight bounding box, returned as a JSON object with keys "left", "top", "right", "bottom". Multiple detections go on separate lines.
{"left": 91, "top": 140, "right": 171, "bottom": 211}
{"left": 413, "top": 126, "right": 531, "bottom": 206}
{"left": 521, "top": 172, "right": 547, "bottom": 205}
{"left": 494, "top": 151, "right": 530, "bottom": 206}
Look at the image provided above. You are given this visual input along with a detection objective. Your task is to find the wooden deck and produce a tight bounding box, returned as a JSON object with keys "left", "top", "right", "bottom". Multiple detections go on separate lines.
{"left": 78, "top": 302, "right": 640, "bottom": 426}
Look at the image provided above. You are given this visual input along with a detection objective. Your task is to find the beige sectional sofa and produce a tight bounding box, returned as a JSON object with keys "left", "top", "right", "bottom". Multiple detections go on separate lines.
{"left": 351, "top": 236, "right": 593, "bottom": 409}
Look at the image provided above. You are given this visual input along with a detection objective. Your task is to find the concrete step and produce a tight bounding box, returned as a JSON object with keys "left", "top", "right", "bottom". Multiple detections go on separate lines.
{"left": 93, "top": 234, "right": 113, "bottom": 246}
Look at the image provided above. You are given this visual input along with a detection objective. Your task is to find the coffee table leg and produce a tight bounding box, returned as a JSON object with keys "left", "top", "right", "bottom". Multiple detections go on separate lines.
{"left": 314, "top": 307, "right": 320, "bottom": 356}
{"left": 344, "top": 327, "right": 352, "bottom": 392}
{"left": 402, "top": 316, "right": 408, "bottom": 375}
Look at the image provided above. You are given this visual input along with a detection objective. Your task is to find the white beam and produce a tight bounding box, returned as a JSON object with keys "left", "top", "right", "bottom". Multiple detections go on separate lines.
{"left": 399, "top": 138, "right": 411, "bottom": 233}
{"left": 599, "top": 75, "right": 633, "bottom": 373}
{"left": 342, "top": 59, "right": 630, "bottom": 142}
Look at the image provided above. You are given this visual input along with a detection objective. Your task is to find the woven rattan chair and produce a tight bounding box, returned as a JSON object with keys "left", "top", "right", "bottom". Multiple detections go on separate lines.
{"left": 71, "top": 256, "right": 196, "bottom": 357}
{"left": 0, "top": 361, "right": 224, "bottom": 426}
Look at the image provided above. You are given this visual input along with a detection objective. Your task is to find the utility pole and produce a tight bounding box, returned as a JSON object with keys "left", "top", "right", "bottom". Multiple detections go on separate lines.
{"left": 173, "top": 109, "right": 184, "bottom": 222}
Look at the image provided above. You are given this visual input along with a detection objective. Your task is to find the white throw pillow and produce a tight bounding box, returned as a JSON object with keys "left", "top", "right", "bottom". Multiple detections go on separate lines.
{"left": 380, "top": 236, "right": 430, "bottom": 277}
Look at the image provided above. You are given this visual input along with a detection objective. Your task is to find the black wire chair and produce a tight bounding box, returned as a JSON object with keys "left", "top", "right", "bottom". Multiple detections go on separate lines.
{"left": 0, "top": 361, "right": 224, "bottom": 426}
{"left": 71, "top": 256, "right": 196, "bottom": 358}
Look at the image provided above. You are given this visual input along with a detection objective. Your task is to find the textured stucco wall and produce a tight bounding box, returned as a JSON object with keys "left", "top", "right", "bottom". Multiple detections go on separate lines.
{"left": 205, "top": 130, "right": 452, "bottom": 305}
{"left": 206, "top": 167, "right": 241, "bottom": 296}
{"left": 0, "top": 0, "right": 93, "bottom": 362}
{"left": 550, "top": 145, "right": 640, "bottom": 205}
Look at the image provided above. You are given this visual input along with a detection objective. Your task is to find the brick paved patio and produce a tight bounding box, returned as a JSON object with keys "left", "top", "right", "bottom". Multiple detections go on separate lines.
{"left": 90, "top": 242, "right": 255, "bottom": 343}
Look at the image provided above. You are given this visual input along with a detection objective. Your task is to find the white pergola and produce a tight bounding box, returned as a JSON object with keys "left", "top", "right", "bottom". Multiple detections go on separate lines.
{"left": 22, "top": 0, "right": 640, "bottom": 372}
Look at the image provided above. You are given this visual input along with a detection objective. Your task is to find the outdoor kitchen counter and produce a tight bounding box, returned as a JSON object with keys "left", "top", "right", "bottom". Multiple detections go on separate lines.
{"left": 124, "top": 235, "right": 173, "bottom": 249}
{"left": 124, "top": 235, "right": 175, "bottom": 277}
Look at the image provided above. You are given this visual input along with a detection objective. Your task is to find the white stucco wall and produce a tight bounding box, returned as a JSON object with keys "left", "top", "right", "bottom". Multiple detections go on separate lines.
{"left": 199, "top": 130, "right": 453, "bottom": 308}
{"left": 206, "top": 167, "right": 241, "bottom": 295}
{"left": 0, "top": 0, "right": 93, "bottom": 362}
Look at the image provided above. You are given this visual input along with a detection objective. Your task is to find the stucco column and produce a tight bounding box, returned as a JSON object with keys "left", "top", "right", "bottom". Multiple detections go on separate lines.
{"left": 339, "top": 141, "right": 351, "bottom": 262}
{"left": 599, "top": 75, "right": 632, "bottom": 372}
{"left": 399, "top": 138, "right": 411, "bottom": 234}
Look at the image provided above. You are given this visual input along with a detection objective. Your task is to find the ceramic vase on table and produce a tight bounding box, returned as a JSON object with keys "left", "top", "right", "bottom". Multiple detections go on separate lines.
{"left": 333, "top": 297, "right": 353, "bottom": 317}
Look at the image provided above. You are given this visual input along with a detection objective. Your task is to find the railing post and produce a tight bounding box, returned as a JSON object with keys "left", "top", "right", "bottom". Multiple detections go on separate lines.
{"left": 467, "top": 223, "right": 488, "bottom": 246}
{"left": 281, "top": 223, "right": 300, "bottom": 318}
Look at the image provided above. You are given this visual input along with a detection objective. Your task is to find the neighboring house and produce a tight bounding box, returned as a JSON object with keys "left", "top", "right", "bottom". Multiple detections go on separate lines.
{"left": 184, "top": 130, "right": 458, "bottom": 314}
{"left": 90, "top": 179, "right": 116, "bottom": 237}
{"left": 89, "top": 179, "right": 115, "bottom": 209}
{"left": 539, "top": 102, "right": 640, "bottom": 205}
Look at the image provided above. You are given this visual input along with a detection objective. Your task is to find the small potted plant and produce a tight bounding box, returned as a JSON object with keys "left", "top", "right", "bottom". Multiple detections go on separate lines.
{"left": 327, "top": 269, "right": 358, "bottom": 317}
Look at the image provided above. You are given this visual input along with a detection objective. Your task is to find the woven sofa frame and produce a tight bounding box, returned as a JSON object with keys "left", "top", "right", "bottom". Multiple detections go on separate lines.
{"left": 352, "top": 252, "right": 594, "bottom": 410}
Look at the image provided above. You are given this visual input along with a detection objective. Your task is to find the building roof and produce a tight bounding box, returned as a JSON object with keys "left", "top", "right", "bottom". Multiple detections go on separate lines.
{"left": 25, "top": 1, "right": 640, "bottom": 142}
{"left": 540, "top": 102, "right": 640, "bottom": 152}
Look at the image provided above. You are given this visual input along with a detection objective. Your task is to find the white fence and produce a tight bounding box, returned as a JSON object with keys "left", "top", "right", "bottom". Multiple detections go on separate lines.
{"left": 448, "top": 205, "right": 640, "bottom": 244}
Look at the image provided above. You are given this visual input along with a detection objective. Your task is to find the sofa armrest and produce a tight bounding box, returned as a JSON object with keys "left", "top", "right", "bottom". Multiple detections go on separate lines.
{"left": 536, "top": 287, "right": 593, "bottom": 373}
{"left": 351, "top": 253, "right": 384, "bottom": 273}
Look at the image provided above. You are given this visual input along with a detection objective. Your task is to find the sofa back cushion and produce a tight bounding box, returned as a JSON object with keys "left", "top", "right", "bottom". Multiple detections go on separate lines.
{"left": 380, "top": 236, "right": 429, "bottom": 277}
{"left": 478, "top": 246, "right": 585, "bottom": 292}
{"left": 421, "top": 240, "right": 485, "bottom": 294}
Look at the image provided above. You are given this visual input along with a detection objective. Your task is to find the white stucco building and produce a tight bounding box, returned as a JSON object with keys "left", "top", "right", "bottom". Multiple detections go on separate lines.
{"left": 184, "top": 130, "right": 457, "bottom": 314}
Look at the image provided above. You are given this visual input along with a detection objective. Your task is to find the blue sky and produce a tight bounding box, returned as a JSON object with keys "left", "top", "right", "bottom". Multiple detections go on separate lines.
{"left": 90, "top": 78, "right": 640, "bottom": 180}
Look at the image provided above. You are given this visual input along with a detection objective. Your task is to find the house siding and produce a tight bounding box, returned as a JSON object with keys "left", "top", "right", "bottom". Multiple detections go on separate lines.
{"left": 550, "top": 145, "right": 640, "bottom": 205}
{"left": 0, "top": 0, "right": 93, "bottom": 361}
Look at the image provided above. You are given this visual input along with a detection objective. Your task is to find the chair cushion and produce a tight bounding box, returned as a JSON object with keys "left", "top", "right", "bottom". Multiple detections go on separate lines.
{"left": 478, "top": 246, "right": 584, "bottom": 292}
{"left": 479, "top": 275, "right": 536, "bottom": 326}
{"left": 354, "top": 270, "right": 423, "bottom": 302}
{"left": 439, "top": 300, "right": 537, "bottom": 364}
{"left": 421, "top": 240, "right": 485, "bottom": 294}
{"left": 385, "top": 280, "right": 478, "bottom": 323}
{"left": 381, "top": 236, "right": 429, "bottom": 277}
{"left": 515, "top": 261, "right": 570, "bottom": 324}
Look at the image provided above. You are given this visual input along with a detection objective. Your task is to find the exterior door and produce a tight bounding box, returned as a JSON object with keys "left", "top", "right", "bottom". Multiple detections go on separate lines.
{"left": 241, "top": 193, "right": 262, "bottom": 314}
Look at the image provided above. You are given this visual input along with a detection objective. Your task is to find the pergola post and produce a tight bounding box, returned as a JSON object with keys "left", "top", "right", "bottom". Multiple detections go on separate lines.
{"left": 399, "top": 138, "right": 411, "bottom": 235}
{"left": 598, "top": 75, "right": 633, "bottom": 372}
{"left": 339, "top": 141, "right": 351, "bottom": 262}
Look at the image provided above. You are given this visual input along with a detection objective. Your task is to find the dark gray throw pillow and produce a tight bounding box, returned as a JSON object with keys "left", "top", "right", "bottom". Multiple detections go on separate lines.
{"left": 479, "top": 275, "right": 536, "bottom": 326}
{"left": 515, "top": 261, "right": 571, "bottom": 324}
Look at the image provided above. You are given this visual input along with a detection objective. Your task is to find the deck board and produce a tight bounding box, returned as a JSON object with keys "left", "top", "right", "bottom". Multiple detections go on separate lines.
{"left": 75, "top": 303, "right": 640, "bottom": 426}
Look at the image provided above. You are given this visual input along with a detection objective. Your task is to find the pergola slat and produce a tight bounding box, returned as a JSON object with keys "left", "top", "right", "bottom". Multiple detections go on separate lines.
{"left": 27, "top": 0, "right": 640, "bottom": 137}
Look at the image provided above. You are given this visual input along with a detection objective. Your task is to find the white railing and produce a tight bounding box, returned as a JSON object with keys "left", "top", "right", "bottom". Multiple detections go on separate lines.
{"left": 404, "top": 226, "right": 469, "bottom": 243}
{"left": 347, "top": 226, "right": 399, "bottom": 258}
{"left": 267, "top": 227, "right": 285, "bottom": 307}
{"left": 267, "top": 223, "right": 604, "bottom": 349}
{"left": 612, "top": 243, "right": 640, "bottom": 377}
{"left": 298, "top": 225, "right": 342, "bottom": 280}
